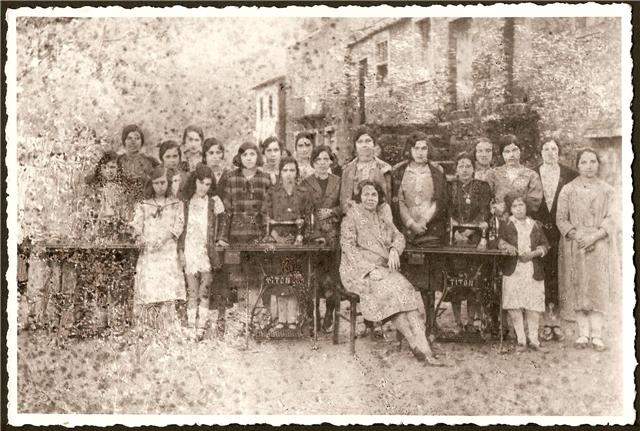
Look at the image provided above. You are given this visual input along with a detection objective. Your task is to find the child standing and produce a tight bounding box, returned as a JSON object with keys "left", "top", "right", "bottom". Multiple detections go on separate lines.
{"left": 178, "top": 164, "right": 225, "bottom": 339}
{"left": 262, "top": 157, "right": 311, "bottom": 331}
{"left": 498, "top": 191, "right": 550, "bottom": 352}
{"left": 130, "top": 167, "right": 186, "bottom": 333}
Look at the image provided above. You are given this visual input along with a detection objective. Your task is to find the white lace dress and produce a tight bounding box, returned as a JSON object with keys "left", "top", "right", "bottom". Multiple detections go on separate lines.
{"left": 502, "top": 217, "right": 545, "bottom": 312}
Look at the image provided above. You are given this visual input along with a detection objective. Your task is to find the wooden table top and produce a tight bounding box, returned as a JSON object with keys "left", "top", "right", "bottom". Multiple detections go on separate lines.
{"left": 215, "top": 244, "right": 334, "bottom": 253}
{"left": 405, "top": 246, "right": 510, "bottom": 256}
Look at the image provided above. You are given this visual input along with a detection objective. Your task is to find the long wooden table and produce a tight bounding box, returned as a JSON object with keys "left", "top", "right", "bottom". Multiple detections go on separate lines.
{"left": 404, "top": 246, "right": 510, "bottom": 346}
{"left": 215, "top": 244, "right": 334, "bottom": 348}
{"left": 43, "top": 242, "right": 140, "bottom": 336}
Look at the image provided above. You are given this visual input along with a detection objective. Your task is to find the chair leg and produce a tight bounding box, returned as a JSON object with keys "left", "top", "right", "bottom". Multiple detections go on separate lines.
{"left": 349, "top": 298, "right": 357, "bottom": 355}
{"left": 332, "top": 292, "right": 341, "bottom": 345}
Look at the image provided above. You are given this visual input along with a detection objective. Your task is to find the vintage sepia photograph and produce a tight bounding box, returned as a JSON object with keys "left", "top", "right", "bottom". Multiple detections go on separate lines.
{"left": 4, "top": 3, "right": 635, "bottom": 426}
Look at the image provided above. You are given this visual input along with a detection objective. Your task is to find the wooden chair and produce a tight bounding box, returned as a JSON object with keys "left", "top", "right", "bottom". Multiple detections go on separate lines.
{"left": 332, "top": 286, "right": 403, "bottom": 354}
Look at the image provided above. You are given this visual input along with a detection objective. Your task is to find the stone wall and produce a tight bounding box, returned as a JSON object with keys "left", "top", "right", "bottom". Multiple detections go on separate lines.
{"left": 513, "top": 17, "right": 622, "bottom": 163}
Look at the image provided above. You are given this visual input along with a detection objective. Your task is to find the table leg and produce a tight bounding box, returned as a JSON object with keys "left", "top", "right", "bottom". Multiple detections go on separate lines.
{"left": 494, "top": 255, "right": 503, "bottom": 349}
{"left": 310, "top": 255, "right": 318, "bottom": 349}
{"left": 57, "top": 254, "right": 76, "bottom": 337}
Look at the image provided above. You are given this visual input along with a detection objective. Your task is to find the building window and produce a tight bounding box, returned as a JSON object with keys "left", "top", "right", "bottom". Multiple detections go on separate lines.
{"left": 259, "top": 97, "right": 264, "bottom": 120}
{"left": 268, "top": 95, "right": 273, "bottom": 118}
{"left": 376, "top": 40, "right": 389, "bottom": 86}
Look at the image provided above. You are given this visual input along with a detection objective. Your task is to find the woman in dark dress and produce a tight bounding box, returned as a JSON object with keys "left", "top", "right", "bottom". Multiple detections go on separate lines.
{"left": 531, "top": 137, "right": 578, "bottom": 341}
{"left": 117, "top": 124, "right": 159, "bottom": 203}
{"left": 447, "top": 151, "right": 492, "bottom": 334}
{"left": 301, "top": 145, "right": 342, "bottom": 331}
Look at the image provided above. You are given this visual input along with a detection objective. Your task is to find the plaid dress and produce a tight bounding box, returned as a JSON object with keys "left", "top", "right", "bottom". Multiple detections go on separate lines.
{"left": 218, "top": 168, "right": 272, "bottom": 244}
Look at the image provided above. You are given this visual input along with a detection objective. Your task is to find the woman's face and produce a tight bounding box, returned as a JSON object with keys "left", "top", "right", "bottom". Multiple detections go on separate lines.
{"left": 510, "top": 198, "right": 527, "bottom": 219}
{"left": 313, "top": 151, "right": 332, "bottom": 176}
{"left": 502, "top": 144, "right": 521, "bottom": 167}
{"left": 241, "top": 149, "right": 258, "bottom": 170}
{"left": 195, "top": 177, "right": 212, "bottom": 198}
{"left": 295, "top": 138, "right": 313, "bottom": 161}
{"left": 280, "top": 162, "right": 297, "bottom": 184}
{"left": 124, "top": 131, "right": 142, "bottom": 155}
{"left": 541, "top": 140, "right": 559, "bottom": 165}
{"left": 184, "top": 131, "right": 203, "bottom": 169}
{"left": 152, "top": 175, "right": 168, "bottom": 197}
{"left": 101, "top": 160, "right": 118, "bottom": 182}
{"left": 205, "top": 144, "right": 225, "bottom": 168}
{"left": 577, "top": 151, "right": 599, "bottom": 178}
{"left": 456, "top": 158, "right": 475, "bottom": 183}
{"left": 355, "top": 134, "right": 375, "bottom": 162}
{"left": 411, "top": 140, "right": 429, "bottom": 164}
{"left": 475, "top": 141, "right": 493, "bottom": 167}
{"left": 264, "top": 142, "right": 281, "bottom": 167}
{"left": 162, "top": 147, "right": 181, "bottom": 170}
{"left": 361, "top": 185, "right": 379, "bottom": 212}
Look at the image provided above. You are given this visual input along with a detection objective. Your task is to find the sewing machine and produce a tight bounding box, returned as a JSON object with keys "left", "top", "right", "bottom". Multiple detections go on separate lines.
{"left": 448, "top": 218, "right": 488, "bottom": 249}
{"left": 263, "top": 219, "right": 306, "bottom": 244}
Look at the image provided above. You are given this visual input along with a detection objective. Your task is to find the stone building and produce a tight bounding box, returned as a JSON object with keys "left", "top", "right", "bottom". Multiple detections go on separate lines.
{"left": 252, "top": 76, "right": 286, "bottom": 145}
{"left": 255, "top": 16, "right": 621, "bottom": 181}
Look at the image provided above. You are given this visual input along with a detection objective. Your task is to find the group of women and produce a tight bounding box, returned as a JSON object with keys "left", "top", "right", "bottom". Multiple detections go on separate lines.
{"left": 73, "top": 122, "right": 617, "bottom": 364}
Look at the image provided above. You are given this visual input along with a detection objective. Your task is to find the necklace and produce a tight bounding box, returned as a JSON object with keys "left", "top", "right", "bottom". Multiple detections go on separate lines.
{"left": 152, "top": 197, "right": 165, "bottom": 218}
{"left": 456, "top": 181, "right": 473, "bottom": 222}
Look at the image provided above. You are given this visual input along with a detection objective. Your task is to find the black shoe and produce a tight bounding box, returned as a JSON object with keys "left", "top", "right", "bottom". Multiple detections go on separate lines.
{"left": 411, "top": 346, "right": 426, "bottom": 362}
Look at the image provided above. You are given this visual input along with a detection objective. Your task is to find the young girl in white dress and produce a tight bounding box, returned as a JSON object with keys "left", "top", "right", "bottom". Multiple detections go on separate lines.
{"left": 178, "top": 164, "right": 225, "bottom": 339}
{"left": 498, "top": 191, "right": 550, "bottom": 352}
{"left": 131, "top": 166, "right": 185, "bottom": 332}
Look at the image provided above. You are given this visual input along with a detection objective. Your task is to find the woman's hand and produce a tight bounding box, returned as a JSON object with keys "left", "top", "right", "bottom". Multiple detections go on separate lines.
{"left": 369, "top": 268, "right": 383, "bottom": 281}
{"left": 317, "top": 208, "right": 333, "bottom": 220}
{"left": 518, "top": 250, "right": 534, "bottom": 262}
{"left": 388, "top": 247, "right": 400, "bottom": 271}
{"left": 216, "top": 240, "right": 229, "bottom": 247}
{"left": 212, "top": 196, "right": 225, "bottom": 215}
{"left": 502, "top": 243, "right": 518, "bottom": 256}
{"left": 454, "top": 231, "right": 468, "bottom": 244}
{"left": 566, "top": 228, "right": 577, "bottom": 240}
{"left": 479, "top": 221, "right": 489, "bottom": 231}
{"left": 578, "top": 231, "right": 601, "bottom": 250}
{"left": 410, "top": 221, "right": 427, "bottom": 236}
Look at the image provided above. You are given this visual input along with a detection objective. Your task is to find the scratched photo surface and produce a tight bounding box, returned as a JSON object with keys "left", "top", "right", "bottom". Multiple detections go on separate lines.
{"left": 7, "top": 5, "right": 634, "bottom": 426}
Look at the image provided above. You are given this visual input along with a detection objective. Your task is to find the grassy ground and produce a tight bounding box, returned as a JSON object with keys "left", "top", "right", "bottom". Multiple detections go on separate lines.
{"left": 16, "top": 300, "right": 623, "bottom": 416}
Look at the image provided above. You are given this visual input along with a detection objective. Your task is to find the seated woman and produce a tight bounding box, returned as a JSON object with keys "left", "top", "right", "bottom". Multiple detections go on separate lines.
{"left": 340, "top": 180, "right": 441, "bottom": 365}
{"left": 301, "top": 145, "right": 342, "bottom": 331}
{"left": 447, "top": 151, "right": 492, "bottom": 334}
{"left": 261, "top": 157, "right": 312, "bottom": 331}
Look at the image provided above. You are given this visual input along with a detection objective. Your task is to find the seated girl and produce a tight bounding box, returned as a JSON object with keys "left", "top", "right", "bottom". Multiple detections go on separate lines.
{"left": 261, "top": 157, "right": 312, "bottom": 331}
